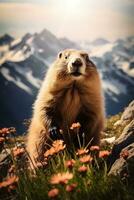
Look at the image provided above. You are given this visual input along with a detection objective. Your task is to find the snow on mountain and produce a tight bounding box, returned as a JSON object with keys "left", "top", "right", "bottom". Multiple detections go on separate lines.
{"left": 0, "top": 29, "right": 133, "bottom": 133}
{"left": 1, "top": 67, "right": 32, "bottom": 95}
{"left": 90, "top": 43, "right": 115, "bottom": 57}
{"left": 11, "top": 38, "right": 22, "bottom": 47}
{"left": 0, "top": 29, "right": 80, "bottom": 133}
{"left": 79, "top": 38, "right": 110, "bottom": 52}
{"left": 0, "top": 47, "right": 33, "bottom": 64}
{"left": 0, "top": 34, "right": 33, "bottom": 65}
{"left": 91, "top": 38, "right": 110, "bottom": 46}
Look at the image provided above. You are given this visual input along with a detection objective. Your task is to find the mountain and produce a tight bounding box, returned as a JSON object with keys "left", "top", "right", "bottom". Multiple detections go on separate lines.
{"left": 85, "top": 36, "right": 134, "bottom": 115}
{"left": 0, "top": 29, "right": 80, "bottom": 133}
{"left": 0, "top": 29, "right": 134, "bottom": 133}
{"left": 79, "top": 38, "right": 109, "bottom": 51}
{"left": 91, "top": 38, "right": 110, "bottom": 46}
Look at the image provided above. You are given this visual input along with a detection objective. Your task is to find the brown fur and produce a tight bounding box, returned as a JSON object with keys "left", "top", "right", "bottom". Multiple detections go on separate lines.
{"left": 26, "top": 49, "right": 105, "bottom": 166}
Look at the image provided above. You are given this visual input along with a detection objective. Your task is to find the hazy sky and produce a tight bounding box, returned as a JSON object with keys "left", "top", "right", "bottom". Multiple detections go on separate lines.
{"left": 0, "top": 0, "right": 134, "bottom": 41}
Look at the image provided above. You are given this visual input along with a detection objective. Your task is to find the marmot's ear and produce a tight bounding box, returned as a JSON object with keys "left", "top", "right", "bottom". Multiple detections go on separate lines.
{"left": 58, "top": 51, "right": 62, "bottom": 58}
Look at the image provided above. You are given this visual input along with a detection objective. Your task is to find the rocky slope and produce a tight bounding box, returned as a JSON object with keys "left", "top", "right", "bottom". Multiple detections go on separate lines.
{"left": 108, "top": 100, "right": 134, "bottom": 184}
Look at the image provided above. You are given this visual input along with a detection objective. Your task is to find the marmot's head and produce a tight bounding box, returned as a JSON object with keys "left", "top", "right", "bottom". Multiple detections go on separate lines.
{"left": 54, "top": 49, "right": 97, "bottom": 80}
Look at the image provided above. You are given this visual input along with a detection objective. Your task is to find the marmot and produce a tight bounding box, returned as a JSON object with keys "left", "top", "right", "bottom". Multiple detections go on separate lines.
{"left": 27, "top": 49, "right": 105, "bottom": 166}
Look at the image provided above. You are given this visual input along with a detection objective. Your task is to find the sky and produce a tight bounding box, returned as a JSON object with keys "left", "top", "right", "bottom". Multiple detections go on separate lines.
{"left": 0, "top": 0, "right": 134, "bottom": 41}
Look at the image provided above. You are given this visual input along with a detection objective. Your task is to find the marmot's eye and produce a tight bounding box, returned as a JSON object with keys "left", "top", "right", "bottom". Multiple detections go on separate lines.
{"left": 65, "top": 55, "right": 68, "bottom": 59}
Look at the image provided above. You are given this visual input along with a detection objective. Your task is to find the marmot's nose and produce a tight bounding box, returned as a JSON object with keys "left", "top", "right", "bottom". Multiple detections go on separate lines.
{"left": 72, "top": 58, "right": 82, "bottom": 68}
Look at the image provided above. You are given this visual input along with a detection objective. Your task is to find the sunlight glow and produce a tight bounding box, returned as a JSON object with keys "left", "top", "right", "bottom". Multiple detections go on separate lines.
{"left": 63, "top": 0, "right": 82, "bottom": 10}
{"left": 0, "top": 0, "right": 133, "bottom": 40}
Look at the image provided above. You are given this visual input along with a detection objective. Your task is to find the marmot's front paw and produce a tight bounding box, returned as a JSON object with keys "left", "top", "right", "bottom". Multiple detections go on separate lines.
{"left": 49, "top": 127, "right": 63, "bottom": 140}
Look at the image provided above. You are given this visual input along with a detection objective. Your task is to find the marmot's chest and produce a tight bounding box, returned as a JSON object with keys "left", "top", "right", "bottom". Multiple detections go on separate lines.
{"left": 60, "top": 87, "right": 82, "bottom": 125}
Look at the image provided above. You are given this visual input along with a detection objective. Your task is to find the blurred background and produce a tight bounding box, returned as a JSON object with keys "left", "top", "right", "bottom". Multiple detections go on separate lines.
{"left": 0, "top": 0, "right": 134, "bottom": 134}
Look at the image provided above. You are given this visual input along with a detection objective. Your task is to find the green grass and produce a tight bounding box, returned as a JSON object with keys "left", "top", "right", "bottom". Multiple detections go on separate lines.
{"left": 104, "top": 113, "right": 124, "bottom": 138}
